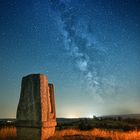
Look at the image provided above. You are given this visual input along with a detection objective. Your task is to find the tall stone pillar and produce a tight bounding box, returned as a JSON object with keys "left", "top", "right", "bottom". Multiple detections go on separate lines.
{"left": 16, "top": 74, "right": 56, "bottom": 140}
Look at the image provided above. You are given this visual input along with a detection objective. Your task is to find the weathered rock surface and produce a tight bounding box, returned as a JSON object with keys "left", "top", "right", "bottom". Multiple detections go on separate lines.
{"left": 16, "top": 74, "right": 56, "bottom": 140}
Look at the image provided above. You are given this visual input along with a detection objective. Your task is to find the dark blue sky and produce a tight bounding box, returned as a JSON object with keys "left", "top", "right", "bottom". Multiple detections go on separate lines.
{"left": 0, "top": 0, "right": 140, "bottom": 118}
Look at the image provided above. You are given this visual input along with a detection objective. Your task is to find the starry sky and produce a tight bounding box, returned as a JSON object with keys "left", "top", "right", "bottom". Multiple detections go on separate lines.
{"left": 0, "top": 0, "right": 140, "bottom": 118}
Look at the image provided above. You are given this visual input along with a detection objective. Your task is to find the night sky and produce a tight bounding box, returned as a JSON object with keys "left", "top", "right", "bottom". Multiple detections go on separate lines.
{"left": 0, "top": 0, "right": 140, "bottom": 118}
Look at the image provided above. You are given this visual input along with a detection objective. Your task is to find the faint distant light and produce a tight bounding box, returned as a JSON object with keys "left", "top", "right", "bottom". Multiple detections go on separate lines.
{"left": 66, "top": 115, "right": 79, "bottom": 118}
{"left": 88, "top": 114, "right": 93, "bottom": 118}
{"left": 65, "top": 113, "right": 79, "bottom": 118}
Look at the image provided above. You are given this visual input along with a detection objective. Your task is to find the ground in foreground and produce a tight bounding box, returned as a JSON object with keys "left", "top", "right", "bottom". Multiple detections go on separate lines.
{"left": 0, "top": 127, "right": 140, "bottom": 140}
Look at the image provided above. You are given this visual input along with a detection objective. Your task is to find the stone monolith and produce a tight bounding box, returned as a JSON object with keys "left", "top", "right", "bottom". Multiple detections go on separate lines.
{"left": 16, "top": 74, "right": 56, "bottom": 140}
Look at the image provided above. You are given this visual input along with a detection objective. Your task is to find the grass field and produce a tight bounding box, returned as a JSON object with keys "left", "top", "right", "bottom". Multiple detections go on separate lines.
{"left": 0, "top": 127, "right": 140, "bottom": 140}
{"left": 0, "top": 127, "right": 16, "bottom": 140}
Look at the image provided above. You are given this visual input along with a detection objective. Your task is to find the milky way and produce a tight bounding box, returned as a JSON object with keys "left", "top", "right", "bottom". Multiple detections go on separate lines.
{"left": 48, "top": 0, "right": 110, "bottom": 96}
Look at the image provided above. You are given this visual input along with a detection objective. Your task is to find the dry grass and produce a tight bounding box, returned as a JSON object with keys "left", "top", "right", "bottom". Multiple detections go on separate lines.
{"left": 0, "top": 127, "right": 16, "bottom": 139}
{"left": 51, "top": 129, "right": 140, "bottom": 140}
{"left": 0, "top": 127, "right": 140, "bottom": 140}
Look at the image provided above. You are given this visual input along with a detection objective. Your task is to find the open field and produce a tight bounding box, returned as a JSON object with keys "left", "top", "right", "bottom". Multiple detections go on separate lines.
{"left": 56, "top": 117, "right": 140, "bottom": 131}
{"left": 0, "top": 127, "right": 140, "bottom": 140}
{"left": 0, "top": 127, "right": 16, "bottom": 140}
{"left": 1, "top": 117, "right": 140, "bottom": 139}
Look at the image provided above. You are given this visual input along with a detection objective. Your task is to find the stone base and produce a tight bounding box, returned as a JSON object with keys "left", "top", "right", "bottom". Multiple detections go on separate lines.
{"left": 16, "top": 127, "right": 55, "bottom": 140}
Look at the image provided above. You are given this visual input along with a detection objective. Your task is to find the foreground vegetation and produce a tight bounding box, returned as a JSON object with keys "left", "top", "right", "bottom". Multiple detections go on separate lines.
{"left": 57, "top": 117, "right": 140, "bottom": 131}
{"left": 50, "top": 129, "right": 140, "bottom": 140}
{"left": 0, "top": 127, "right": 140, "bottom": 140}
{"left": 0, "top": 127, "right": 16, "bottom": 140}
